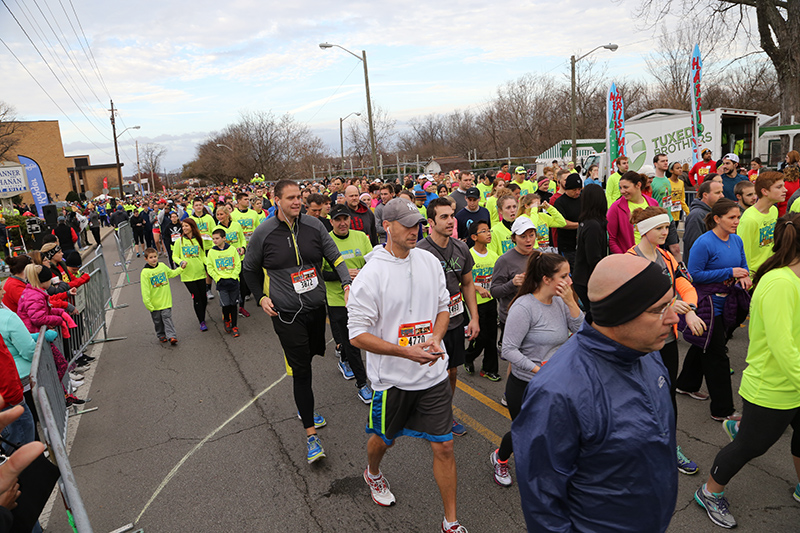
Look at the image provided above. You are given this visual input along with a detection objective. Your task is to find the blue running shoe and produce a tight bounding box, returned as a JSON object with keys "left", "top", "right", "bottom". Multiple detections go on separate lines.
{"left": 723, "top": 420, "right": 739, "bottom": 441}
{"left": 677, "top": 445, "right": 698, "bottom": 475}
{"left": 793, "top": 483, "right": 800, "bottom": 503}
{"left": 452, "top": 419, "right": 466, "bottom": 436}
{"left": 357, "top": 384, "right": 373, "bottom": 404}
{"left": 306, "top": 435, "right": 325, "bottom": 463}
{"left": 338, "top": 359, "right": 355, "bottom": 380}
{"left": 297, "top": 411, "right": 327, "bottom": 429}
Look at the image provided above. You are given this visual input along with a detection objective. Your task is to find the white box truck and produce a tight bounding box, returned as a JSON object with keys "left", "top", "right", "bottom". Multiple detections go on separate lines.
{"left": 583, "top": 108, "right": 760, "bottom": 185}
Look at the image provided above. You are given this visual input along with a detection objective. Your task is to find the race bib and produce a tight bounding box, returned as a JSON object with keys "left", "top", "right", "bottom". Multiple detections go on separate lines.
{"left": 201, "top": 234, "right": 213, "bottom": 242}
{"left": 448, "top": 292, "right": 464, "bottom": 318}
{"left": 660, "top": 197, "right": 673, "bottom": 211}
{"left": 475, "top": 274, "right": 492, "bottom": 291}
{"left": 291, "top": 268, "right": 318, "bottom": 294}
{"left": 397, "top": 321, "right": 432, "bottom": 346}
{"left": 171, "top": 232, "right": 180, "bottom": 243}
{"left": 671, "top": 201, "right": 682, "bottom": 212}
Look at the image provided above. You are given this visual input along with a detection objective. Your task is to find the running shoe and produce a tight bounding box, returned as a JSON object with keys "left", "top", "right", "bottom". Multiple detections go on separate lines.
{"left": 464, "top": 362, "right": 475, "bottom": 375}
{"left": 158, "top": 337, "right": 168, "bottom": 343}
{"left": 452, "top": 419, "right": 466, "bottom": 436}
{"left": 200, "top": 321, "right": 208, "bottom": 332}
{"left": 169, "top": 337, "right": 178, "bottom": 345}
{"left": 793, "top": 483, "right": 800, "bottom": 503}
{"left": 676, "top": 388, "right": 709, "bottom": 401}
{"left": 490, "top": 449, "right": 512, "bottom": 487}
{"left": 442, "top": 521, "right": 469, "bottom": 533}
{"left": 238, "top": 307, "right": 250, "bottom": 318}
{"left": 694, "top": 486, "right": 737, "bottom": 528}
{"left": 711, "top": 411, "right": 742, "bottom": 422}
{"left": 338, "top": 360, "right": 355, "bottom": 380}
{"left": 363, "top": 468, "right": 396, "bottom": 506}
{"left": 224, "top": 320, "right": 232, "bottom": 333}
{"left": 297, "top": 411, "right": 327, "bottom": 429}
{"left": 306, "top": 435, "right": 325, "bottom": 464}
{"left": 65, "top": 394, "right": 85, "bottom": 406}
{"left": 206, "top": 290, "right": 215, "bottom": 300}
{"left": 79, "top": 354, "right": 96, "bottom": 362}
{"left": 70, "top": 379, "right": 84, "bottom": 389}
{"left": 500, "top": 393, "right": 507, "bottom": 407}
{"left": 232, "top": 327, "right": 240, "bottom": 338}
{"left": 480, "top": 371, "right": 501, "bottom": 382}
{"left": 68, "top": 372, "right": 84, "bottom": 380}
{"left": 723, "top": 420, "right": 739, "bottom": 441}
{"left": 677, "top": 446, "right": 698, "bottom": 475}
{"left": 357, "top": 384, "right": 373, "bottom": 404}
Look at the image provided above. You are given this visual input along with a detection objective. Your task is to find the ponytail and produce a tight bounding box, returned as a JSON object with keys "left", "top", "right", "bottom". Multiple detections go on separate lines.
{"left": 753, "top": 213, "right": 800, "bottom": 287}
{"left": 509, "top": 251, "right": 567, "bottom": 310}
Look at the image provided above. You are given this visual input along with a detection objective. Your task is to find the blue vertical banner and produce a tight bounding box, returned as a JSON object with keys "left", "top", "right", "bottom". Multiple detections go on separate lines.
{"left": 17, "top": 155, "right": 49, "bottom": 216}
{"left": 690, "top": 44, "right": 704, "bottom": 167}
{"left": 606, "top": 83, "right": 626, "bottom": 179}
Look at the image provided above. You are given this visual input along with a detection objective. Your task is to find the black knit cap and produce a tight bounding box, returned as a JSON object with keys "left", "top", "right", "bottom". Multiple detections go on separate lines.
{"left": 37, "top": 266, "right": 53, "bottom": 283}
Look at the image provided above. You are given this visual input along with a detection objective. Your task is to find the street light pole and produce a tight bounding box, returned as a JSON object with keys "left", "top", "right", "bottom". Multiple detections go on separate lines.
{"left": 570, "top": 43, "right": 618, "bottom": 165}
{"left": 339, "top": 112, "right": 361, "bottom": 173}
{"left": 320, "top": 43, "right": 379, "bottom": 179}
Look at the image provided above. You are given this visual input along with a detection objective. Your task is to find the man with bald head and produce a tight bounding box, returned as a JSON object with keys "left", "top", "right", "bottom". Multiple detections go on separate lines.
{"left": 512, "top": 254, "right": 679, "bottom": 533}
{"left": 344, "top": 185, "right": 378, "bottom": 245}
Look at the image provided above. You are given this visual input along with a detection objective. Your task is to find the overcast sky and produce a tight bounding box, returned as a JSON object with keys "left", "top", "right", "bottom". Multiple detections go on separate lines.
{"left": 0, "top": 0, "right": 757, "bottom": 175}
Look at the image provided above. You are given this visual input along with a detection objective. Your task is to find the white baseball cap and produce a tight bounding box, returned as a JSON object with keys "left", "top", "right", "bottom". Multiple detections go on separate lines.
{"left": 511, "top": 216, "right": 536, "bottom": 236}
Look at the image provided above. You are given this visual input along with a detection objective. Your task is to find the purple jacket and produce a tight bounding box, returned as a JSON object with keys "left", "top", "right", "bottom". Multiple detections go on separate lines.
{"left": 17, "top": 285, "right": 64, "bottom": 333}
{"left": 678, "top": 282, "right": 750, "bottom": 349}
{"left": 607, "top": 195, "right": 658, "bottom": 254}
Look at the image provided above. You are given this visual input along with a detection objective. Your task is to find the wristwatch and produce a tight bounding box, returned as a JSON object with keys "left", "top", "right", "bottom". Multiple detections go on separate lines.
{"left": 688, "top": 304, "right": 697, "bottom": 312}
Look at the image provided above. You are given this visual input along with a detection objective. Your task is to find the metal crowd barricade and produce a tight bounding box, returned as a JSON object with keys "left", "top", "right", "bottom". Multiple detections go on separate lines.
{"left": 59, "top": 250, "right": 127, "bottom": 373}
{"left": 30, "top": 329, "right": 94, "bottom": 532}
{"left": 113, "top": 222, "right": 137, "bottom": 287}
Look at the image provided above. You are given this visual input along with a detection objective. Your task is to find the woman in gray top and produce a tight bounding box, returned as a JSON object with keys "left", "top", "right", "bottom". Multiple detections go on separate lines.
{"left": 490, "top": 251, "right": 584, "bottom": 488}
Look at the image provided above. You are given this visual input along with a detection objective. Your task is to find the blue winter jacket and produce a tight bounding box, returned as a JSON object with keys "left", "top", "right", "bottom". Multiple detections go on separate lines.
{"left": 512, "top": 322, "right": 677, "bottom": 532}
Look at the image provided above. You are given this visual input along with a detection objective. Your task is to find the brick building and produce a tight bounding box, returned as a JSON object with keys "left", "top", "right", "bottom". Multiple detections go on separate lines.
{"left": 3, "top": 120, "right": 124, "bottom": 203}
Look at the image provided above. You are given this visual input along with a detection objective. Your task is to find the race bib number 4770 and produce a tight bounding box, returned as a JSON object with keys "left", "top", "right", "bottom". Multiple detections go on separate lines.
{"left": 291, "top": 268, "right": 318, "bottom": 294}
{"left": 398, "top": 321, "right": 432, "bottom": 346}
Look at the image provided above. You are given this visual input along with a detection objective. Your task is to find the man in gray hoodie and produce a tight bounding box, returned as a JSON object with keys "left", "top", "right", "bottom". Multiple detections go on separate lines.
{"left": 683, "top": 180, "right": 724, "bottom": 266}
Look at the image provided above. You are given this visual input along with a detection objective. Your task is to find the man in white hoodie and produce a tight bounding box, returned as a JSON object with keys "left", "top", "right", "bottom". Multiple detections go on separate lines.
{"left": 349, "top": 198, "right": 468, "bottom": 533}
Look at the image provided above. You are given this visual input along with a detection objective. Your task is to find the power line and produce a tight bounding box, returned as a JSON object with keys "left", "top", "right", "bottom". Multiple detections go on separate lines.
{"left": 1, "top": 0, "right": 111, "bottom": 140}
{"left": 304, "top": 60, "right": 361, "bottom": 124}
{"left": 63, "top": 0, "right": 111, "bottom": 100}
{"left": 0, "top": 35, "right": 112, "bottom": 156}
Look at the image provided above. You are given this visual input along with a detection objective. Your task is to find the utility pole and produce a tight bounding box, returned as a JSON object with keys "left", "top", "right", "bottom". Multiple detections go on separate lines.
{"left": 571, "top": 55, "right": 577, "bottom": 165}
{"left": 110, "top": 100, "right": 122, "bottom": 197}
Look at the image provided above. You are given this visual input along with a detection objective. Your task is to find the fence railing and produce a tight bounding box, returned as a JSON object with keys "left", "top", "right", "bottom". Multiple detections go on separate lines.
{"left": 113, "top": 222, "right": 137, "bottom": 287}
{"left": 30, "top": 329, "right": 93, "bottom": 532}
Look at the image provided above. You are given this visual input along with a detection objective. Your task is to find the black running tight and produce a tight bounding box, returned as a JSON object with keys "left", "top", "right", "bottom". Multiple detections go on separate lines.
{"left": 294, "top": 373, "right": 315, "bottom": 430}
{"left": 222, "top": 305, "right": 238, "bottom": 327}
{"left": 184, "top": 279, "right": 207, "bottom": 323}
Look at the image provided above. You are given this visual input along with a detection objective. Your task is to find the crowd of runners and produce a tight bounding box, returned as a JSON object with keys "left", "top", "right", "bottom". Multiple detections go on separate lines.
{"left": 1, "top": 150, "right": 800, "bottom": 531}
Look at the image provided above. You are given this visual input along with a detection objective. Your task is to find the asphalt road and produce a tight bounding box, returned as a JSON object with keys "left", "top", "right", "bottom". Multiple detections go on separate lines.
{"left": 42, "top": 239, "right": 800, "bottom": 532}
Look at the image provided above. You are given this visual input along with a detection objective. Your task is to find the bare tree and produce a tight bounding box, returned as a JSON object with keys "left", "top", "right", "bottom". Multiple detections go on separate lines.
{"left": 632, "top": 0, "right": 800, "bottom": 151}
{"left": 346, "top": 103, "right": 397, "bottom": 161}
{"left": 140, "top": 143, "right": 167, "bottom": 177}
{"left": 0, "top": 102, "right": 25, "bottom": 162}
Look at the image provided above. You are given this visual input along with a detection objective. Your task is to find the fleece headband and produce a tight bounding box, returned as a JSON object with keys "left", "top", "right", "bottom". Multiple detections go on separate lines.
{"left": 590, "top": 262, "right": 672, "bottom": 327}
{"left": 636, "top": 214, "right": 670, "bottom": 238}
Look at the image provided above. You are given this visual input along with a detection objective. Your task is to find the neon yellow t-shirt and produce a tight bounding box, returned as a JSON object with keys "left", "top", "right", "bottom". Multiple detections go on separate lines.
{"left": 737, "top": 205, "right": 777, "bottom": 276}
{"left": 628, "top": 199, "right": 648, "bottom": 244}
{"left": 513, "top": 179, "right": 538, "bottom": 196}
{"left": 488, "top": 222, "right": 514, "bottom": 256}
{"left": 470, "top": 247, "right": 499, "bottom": 305}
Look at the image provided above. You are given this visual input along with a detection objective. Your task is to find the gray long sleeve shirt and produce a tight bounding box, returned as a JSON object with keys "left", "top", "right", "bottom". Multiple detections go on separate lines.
{"left": 490, "top": 247, "right": 530, "bottom": 323}
{"left": 502, "top": 294, "right": 584, "bottom": 382}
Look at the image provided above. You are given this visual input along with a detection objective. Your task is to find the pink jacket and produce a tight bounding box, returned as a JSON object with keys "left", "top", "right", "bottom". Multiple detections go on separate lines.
{"left": 607, "top": 195, "right": 659, "bottom": 254}
{"left": 17, "top": 285, "right": 65, "bottom": 333}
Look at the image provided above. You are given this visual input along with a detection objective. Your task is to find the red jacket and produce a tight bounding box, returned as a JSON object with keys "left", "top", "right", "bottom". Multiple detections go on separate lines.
{"left": 1, "top": 276, "right": 26, "bottom": 313}
{"left": 0, "top": 335, "right": 23, "bottom": 406}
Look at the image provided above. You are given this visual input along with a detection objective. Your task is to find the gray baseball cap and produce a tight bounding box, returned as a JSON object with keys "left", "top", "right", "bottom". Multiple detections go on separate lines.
{"left": 383, "top": 198, "right": 425, "bottom": 227}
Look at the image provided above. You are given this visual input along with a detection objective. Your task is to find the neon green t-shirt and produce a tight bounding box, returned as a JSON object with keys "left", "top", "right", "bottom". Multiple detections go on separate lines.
{"left": 513, "top": 179, "right": 538, "bottom": 197}
{"left": 205, "top": 244, "right": 241, "bottom": 282}
{"left": 470, "top": 247, "right": 499, "bottom": 305}
{"left": 488, "top": 221, "right": 514, "bottom": 256}
{"left": 737, "top": 205, "right": 777, "bottom": 276}
{"left": 172, "top": 236, "right": 207, "bottom": 282}
{"left": 524, "top": 205, "right": 566, "bottom": 248}
{"left": 190, "top": 213, "right": 217, "bottom": 250}
{"left": 628, "top": 199, "right": 648, "bottom": 244}
{"left": 230, "top": 208, "right": 260, "bottom": 240}
{"left": 214, "top": 220, "right": 246, "bottom": 250}
{"left": 140, "top": 262, "right": 183, "bottom": 312}
{"left": 477, "top": 183, "right": 492, "bottom": 206}
{"left": 486, "top": 196, "right": 501, "bottom": 227}
{"left": 739, "top": 267, "right": 800, "bottom": 409}
{"left": 606, "top": 172, "right": 622, "bottom": 207}
{"left": 323, "top": 230, "right": 372, "bottom": 307}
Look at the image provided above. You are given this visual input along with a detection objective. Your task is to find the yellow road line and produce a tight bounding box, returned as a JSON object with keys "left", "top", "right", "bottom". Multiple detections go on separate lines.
{"left": 452, "top": 407, "right": 501, "bottom": 447}
{"left": 456, "top": 380, "right": 510, "bottom": 420}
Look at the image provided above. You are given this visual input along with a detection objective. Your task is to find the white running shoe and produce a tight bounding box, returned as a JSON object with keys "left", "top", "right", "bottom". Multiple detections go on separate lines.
{"left": 363, "top": 468, "right": 396, "bottom": 506}
{"left": 490, "top": 449, "right": 512, "bottom": 487}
